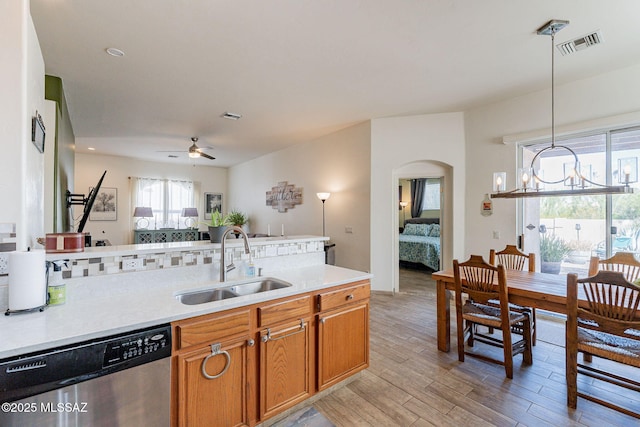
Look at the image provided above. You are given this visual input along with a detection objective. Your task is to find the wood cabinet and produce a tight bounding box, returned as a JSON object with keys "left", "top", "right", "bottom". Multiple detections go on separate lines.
{"left": 172, "top": 310, "right": 254, "bottom": 427}
{"left": 258, "top": 296, "right": 312, "bottom": 419}
{"left": 171, "top": 280, "right": 369, "bottom": 426}
{"left": 175, "top": 336, "right": 252, "bottom": 427}
{"left": 317, "top": 282, "right": 370, "bottom": 390}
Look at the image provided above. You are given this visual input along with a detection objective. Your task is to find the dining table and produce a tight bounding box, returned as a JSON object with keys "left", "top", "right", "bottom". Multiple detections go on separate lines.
{"left": 432, "top": 268, "right": 577, "bottom": 352}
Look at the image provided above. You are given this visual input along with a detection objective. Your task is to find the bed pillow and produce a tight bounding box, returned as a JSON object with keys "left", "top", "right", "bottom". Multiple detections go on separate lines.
{"left": 428, "top": 224, "right": 440, "bottom": 237}
{"left": 402, "top": 223, "right": 420, "bottom": 235}
{"left": 403, "top": 223, "right": 430, "bottom": 236}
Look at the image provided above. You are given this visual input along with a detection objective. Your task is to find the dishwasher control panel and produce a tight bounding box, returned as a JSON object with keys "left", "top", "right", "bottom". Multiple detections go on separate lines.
{"left": 103, "top": 326, "right": 170, "bottom": 367}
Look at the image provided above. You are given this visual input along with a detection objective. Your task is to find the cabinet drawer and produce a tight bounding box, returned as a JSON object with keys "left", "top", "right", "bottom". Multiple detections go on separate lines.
{"left": 175, "top": 310, "right": 251, "bottom": 350}
{"left": 259, "top": 295, "right": 311, "bottom": 327}
{"left": 317, "top": 281, "right": 370, "bottom": 312}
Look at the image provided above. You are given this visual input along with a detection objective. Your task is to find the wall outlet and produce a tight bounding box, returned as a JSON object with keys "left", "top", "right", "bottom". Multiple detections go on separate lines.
{"left": 345, "top": 226, "right": 353, "bottom": 234}
{"left": 492, "top": 231, "right": 500, "bottom": 239}
{"left": 122, "top": 258, "right": 144, "bottom": 271}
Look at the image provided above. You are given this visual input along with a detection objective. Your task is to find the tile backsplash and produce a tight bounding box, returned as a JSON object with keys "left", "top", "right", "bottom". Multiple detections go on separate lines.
{"left": 0, "top": 222, "right": 16, "bottom": 278}
{"left": 52, "top": 240, "right": 325, "bottom": 279}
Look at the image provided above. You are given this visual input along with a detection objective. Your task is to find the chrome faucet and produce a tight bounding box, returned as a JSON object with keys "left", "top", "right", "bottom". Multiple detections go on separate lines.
{"left": 220, "top": 226, "right": 251, "bottom": 282}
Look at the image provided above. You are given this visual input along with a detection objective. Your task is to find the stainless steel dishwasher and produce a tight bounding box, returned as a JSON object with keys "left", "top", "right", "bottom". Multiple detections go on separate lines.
{"left": 0, "top": 323, "right": 171, "bottom": 427}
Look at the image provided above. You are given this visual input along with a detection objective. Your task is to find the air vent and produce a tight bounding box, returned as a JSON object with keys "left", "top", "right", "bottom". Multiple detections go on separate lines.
{"left": 557, "top": 30, "right": 603, "bottom": 56}
{"left": 221, "top": 112, "right": 242, "bottom": 120}
{"left": 7, "top": 359, "right": 46, "bottom": 373}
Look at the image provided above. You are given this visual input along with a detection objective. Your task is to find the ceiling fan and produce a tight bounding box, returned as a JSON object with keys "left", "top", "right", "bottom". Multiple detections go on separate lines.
{"left": 158, "top": 137, "right": 215, "bottom": 160}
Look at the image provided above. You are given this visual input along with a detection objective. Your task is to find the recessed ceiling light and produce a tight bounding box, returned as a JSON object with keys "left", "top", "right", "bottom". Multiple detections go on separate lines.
{"left": 221, "top": 112, "right": 242, "bottom": 120}
{"left": 105, "top": 47, "right": 125, "bottom": 57}
{"left": 87, "top": 147, "right": 96, "bottom": 151}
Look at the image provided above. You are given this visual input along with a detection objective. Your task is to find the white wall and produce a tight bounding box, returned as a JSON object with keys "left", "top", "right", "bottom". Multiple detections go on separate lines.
{"left": 228, "top": 122, "right": 371, "bottom": 273}
{"left": 74, "top": 152, "right": 227, "bottom": 245}
{"left": 371, "top": 113, "right": 466, "bottom": 292}
{"left": 0, "top": 1, "right": 45, "bottom": 250}
{"left": 465, "top": 63, "right": 640, "bottom": 258}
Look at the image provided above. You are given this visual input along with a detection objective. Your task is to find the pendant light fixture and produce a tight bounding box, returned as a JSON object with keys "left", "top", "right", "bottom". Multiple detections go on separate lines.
{"left": 491, "top": 20, "right": 635, "bottom": 199}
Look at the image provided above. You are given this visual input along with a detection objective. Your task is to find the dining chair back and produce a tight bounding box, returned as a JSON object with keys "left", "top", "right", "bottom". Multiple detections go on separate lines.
{"left": 489, "top": 245, "right": 535, "bottom": 272}
{"left": 588, "top": 251, "right": 640, "bottom": 282}
{"left": 566, "top": 270, "right": 640, "bottom": 418}
{"left": 453, "top": 255, "right": 533, "bottom": 379}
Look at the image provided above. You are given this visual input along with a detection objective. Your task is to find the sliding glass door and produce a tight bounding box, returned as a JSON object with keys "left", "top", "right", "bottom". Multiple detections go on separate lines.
{"left": 521, "top": 127, "right": 640, "bottom": 275}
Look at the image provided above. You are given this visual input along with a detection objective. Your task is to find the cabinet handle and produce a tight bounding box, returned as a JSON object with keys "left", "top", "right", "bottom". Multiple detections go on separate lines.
{"left": 261, "top": 319, "right": 305, "bottom": 342}
{"left": 247, "top": 339, "right": 255, "bottom": 347}
{"left": 346, "top": 294, "right": 354, "bottom": 300}
{"left": 320, "top": 318, "right": 326, "bottom": 324}
{"left": 201, "top": 343, "right": 231, "bottom": 380}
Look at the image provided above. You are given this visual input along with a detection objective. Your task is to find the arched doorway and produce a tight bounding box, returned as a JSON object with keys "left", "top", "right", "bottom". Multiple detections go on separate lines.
{"left": 392, "top": 161, "right": 453, "bottom": 293}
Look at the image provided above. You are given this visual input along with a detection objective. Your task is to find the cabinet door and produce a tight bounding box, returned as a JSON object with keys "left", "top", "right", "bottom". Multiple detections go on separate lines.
{"left": 135, "top": 230, "right": 153, "bottom": 244}
{"left": 259, "top": 318, "right": 311, "bottom": 419}
{"left": 318, "top": 302, "right": 369, "bottom": 391}
{"left": 176, "top": 336, "right": 252, "bottom": 427}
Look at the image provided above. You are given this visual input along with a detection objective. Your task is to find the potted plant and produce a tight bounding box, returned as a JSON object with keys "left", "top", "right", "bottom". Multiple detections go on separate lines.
{"left": 227, "top": 210, "right": 248, "bottom": 237}
{"left": 540, "top": 234, "right": 570, "bottom": 274}
{"left": 206, "top": 210, "right": 230, "bottom": 243}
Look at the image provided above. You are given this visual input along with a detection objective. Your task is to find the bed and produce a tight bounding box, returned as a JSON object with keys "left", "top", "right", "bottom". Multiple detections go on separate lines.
{"left": 399, "top": 218, "right": 441, "bottom": 271}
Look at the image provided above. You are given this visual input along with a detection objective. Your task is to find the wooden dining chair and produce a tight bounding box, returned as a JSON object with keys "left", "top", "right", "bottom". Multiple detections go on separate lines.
{"left": 583, "top": 251, "right": 640, "bottom": 362}
{"left": 489, "top": 245, "right": 537, "bottom": 345}
{"left": 566, "top": 271, "right": 640, "bottom": 418}
{"left": 453, "top": 255, "right": 533, "bottom": 379}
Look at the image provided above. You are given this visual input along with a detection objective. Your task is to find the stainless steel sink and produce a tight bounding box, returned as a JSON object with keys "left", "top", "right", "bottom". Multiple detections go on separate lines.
{"left": 176, "top": 288, "right": 238, "bottom": 305}
{"left": 226, "top": 278, "right": 292, "bottom": 296}
{"left": 175, "top": 277, "right": 292, "bottom": 305}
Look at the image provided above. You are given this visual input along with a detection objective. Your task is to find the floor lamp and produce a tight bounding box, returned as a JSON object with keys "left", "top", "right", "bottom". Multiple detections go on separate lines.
{"left": 316, "top": 192, "right": 331, "bottom": 236}
{"left": 400, "top": 201, "right": 408, "bottom": 225}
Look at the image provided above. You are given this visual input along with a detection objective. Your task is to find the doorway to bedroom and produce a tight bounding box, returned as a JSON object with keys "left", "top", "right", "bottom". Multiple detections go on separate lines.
{"left": 398, "top": 177, "right": 442, "bottom": 293}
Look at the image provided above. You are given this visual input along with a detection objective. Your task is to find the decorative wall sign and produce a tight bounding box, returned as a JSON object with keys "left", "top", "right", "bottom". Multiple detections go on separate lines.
{"left": 266, "top": 181, "right": 303, "bottom": 213}
{"left": 481, "top": 193, "right": 493, "bottom": 216}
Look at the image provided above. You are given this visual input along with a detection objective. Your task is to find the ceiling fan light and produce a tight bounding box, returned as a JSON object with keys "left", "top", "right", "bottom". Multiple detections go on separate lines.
{"left": 188, "top": 152, "right": 199, "bottom": 158}
{"left": 105, "top": 47, "right": 125, "bottom": 57}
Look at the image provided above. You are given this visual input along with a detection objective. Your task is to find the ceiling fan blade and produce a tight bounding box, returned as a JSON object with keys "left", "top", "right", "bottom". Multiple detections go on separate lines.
{"left": 199, "top": 152, "right": 215, "bottom": 160}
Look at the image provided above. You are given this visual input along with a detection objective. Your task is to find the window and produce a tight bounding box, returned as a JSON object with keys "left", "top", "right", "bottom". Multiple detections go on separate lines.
{"left": 132, "top": 177, "right": 195, "bottom": 228}
{"left": 520, "top": 126, "right": 640, "bottom": 274}
{"left": 421, "top": 179, "right": 441, "bottom": 210}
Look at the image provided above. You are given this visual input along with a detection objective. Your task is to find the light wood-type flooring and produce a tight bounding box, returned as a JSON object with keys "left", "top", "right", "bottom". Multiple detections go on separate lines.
{"left": 311, "top": 266, "right": 639, "bottom": 426}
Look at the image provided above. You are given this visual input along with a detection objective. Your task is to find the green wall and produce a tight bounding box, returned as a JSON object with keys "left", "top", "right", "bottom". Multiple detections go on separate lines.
{"left": 45, "top": 75, "right": 75, "bottom": 232}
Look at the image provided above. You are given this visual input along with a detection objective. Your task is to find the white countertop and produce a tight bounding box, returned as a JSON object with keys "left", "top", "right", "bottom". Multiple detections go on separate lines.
{"left": 0, "top": 264, "right": 371, "bottom": 359}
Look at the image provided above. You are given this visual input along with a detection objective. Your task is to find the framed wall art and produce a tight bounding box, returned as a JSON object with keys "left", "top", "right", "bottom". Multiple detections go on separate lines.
{"left": 204, "top": 193, "right": 223, "bottom": 220}
{"left": 31, "top": 112, "right": 45, "bottom": 153}
{"left": 89, "top": 187, "right": 117, "bottom": 221}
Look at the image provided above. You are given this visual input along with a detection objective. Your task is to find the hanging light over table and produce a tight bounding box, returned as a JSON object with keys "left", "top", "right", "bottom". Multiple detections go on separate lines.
{"left": 491, "top": 19, "right": 635, "bottom": 199}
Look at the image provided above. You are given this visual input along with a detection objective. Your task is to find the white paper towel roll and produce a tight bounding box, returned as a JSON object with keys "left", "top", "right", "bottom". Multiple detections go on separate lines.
{"left": 8, "top": 250, "right": 46, "bottom": 311}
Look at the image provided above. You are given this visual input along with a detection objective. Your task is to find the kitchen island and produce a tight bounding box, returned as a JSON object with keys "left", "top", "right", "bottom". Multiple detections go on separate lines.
{"left": 0, "top": 235, "right": 371, "bottom": 426}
